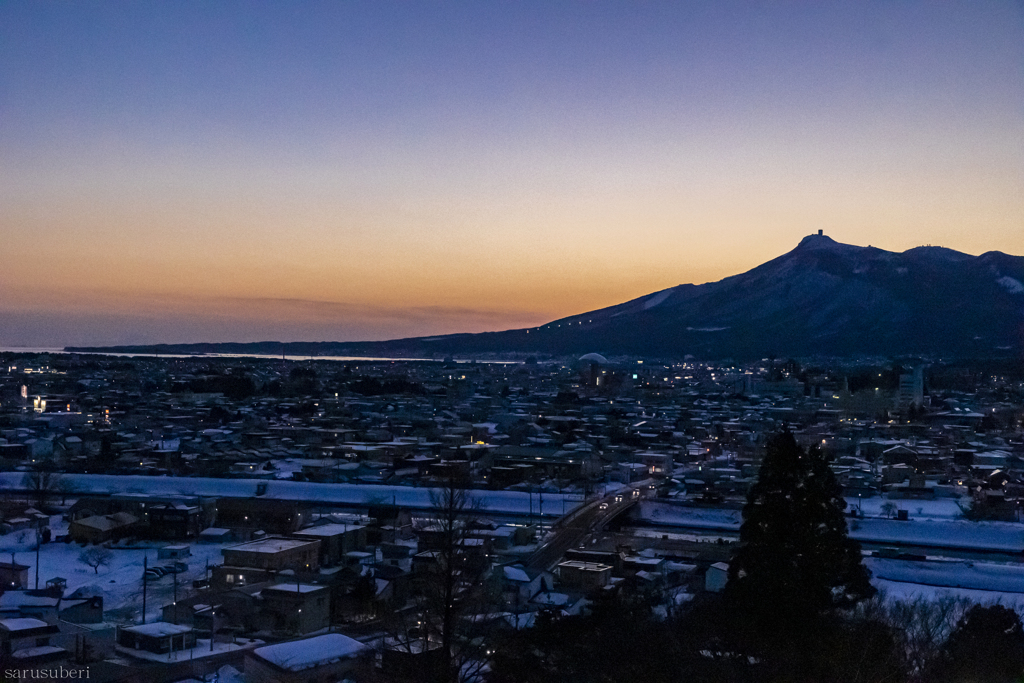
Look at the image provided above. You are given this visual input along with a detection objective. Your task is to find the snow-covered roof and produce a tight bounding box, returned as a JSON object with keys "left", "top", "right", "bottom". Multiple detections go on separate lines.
{"left": 253, "top": 633, "right": 367, "bottom": 671}
{"left": 0, "top": 617, "right": 50, "bottom": 631}
{"left": 263, "top": 583, "right": 326, "bottom": 595}
{"left": 530, "top": 591, "right": 570, "bottom": 606}
{"left": 65, "top": 584, "right": 103, "bottom": 600}
{"left": 293, "top": 523, "right": 365, "bottom": 537}
{"left": 122, "top": 621, "right": 193, "bottom": 637}
{"left": 0, "top": 593, "right": 59, "bottom": 608}
{"left": 73, "top": 512, "right": 138, "bottom": 531}
{"left": 12, "top": 645, "right": 66, "bottom": 659}
{"left": 226, "top": 537, "right": 316, "bottom": 554}
{"left": 503, "top": 565, "right": 531, "bottom": 583}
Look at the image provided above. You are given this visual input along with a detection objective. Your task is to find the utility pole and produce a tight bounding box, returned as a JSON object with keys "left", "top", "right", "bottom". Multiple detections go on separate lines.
{"left": 142, "top": 556, "right": 148, "bottom": 624}
{"left": 35, "top": 527, "right": 40, "bottom": 590}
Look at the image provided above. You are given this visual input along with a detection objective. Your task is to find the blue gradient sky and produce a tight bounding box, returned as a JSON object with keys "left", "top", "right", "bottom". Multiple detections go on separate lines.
{"left": 2, "top": 1, "right": 1022, "bottom": 346}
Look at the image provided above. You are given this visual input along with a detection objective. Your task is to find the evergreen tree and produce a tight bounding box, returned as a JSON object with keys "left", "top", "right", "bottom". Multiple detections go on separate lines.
{"left": 726, "top": 430, "right": 874, "bottom": 637}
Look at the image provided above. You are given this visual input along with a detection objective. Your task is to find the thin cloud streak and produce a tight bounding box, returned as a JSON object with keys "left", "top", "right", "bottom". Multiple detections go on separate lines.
{"left": 0, "top": 293, "right": 549, "bottom": 347}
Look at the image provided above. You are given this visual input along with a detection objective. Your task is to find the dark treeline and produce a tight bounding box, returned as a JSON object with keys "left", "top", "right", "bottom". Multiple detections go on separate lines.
{"left": 487, "top": 586, "right": 1024, "bottom": 683}
{"left": 487, "top": 432, "right": 1024, "bottom": 683}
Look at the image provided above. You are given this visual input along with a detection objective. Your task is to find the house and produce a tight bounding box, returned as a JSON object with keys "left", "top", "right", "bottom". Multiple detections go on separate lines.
{"left": 215, "top": 499, "right": 310, "bottom": 535}
{"left": 161, "top": 584, "right": 267, "bottom": 634}
{"left": 68, "top": 512, "right": 139, "bottom": 544}
{"left": 457, "top": 538, "right": 488, "bottom": 575}
{"left": 198, "top": 527, "right": 238, "bottom": 544}
{"left": 144, "top": 503, "right": 202, "bottom": 540}
{"left": 466, "top": 526, "right": 516, "bottom": 551}
{"left": 157, "top": 545, "right": 192, "bottom": 561}
{"left": 564, "top": 549, "right": 622, "bottom": 574}
{"left": 222, "top": 537, "right": 320, "bottom": 572}
{"left": 116, "top": 622, "right": 196, "bottom": 656}
{"left": 260, "top": 583, "right": 331, "bottom": 635}
{"left": 162, "top": 596, "right": 212, "bottom": 628}
{"left": 622, "top": 555, "right": 665, "bottom": 578}
{"left": 0, "top": 592, "right": 60, "bottom": 623}
{"left": 704, "top": 562, "right": 729, "bottom": 593}
{"left": 639, "top": 451, "right": 674, "bottom": 477}
{"left": 214, "top": 537, "right": 321, "bottom": 589}
{"left": 498, "top": 564, "right": 551, "bottom": 606}
{"left": 557, "top": 560, "right": 612, "bottom": 590}
{"left": 58, "top": 595, "right": 103, "bottom": 625}
{"left": 368, "top": 507, "right": 413, "bottom": 544}
{"left": 292, "top": 523, "right": 367, "bottom": 567}
{"left": 379, "top": 544, "right": 414, "bottom": 572}
{"left": 244, "top": 633, "right": 368, "bottom": 683}
{"left": 411, "top": 551, "right": 441, "bottom": 578}
{"left": 0, "top": 617, "right": 62, "bottom": 660}
{"left": 882, "top": 444, "right": 919, "bottom": 467}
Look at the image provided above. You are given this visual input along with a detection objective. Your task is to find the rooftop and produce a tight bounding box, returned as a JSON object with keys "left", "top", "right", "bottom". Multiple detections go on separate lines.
{"left": 122, "top": 621, "right": 193, "bottom": 637}
{"left": 225, "top": 537, "right": 318, "bottom": 554}
{"left": 252, "top": 633, "right": 366, "bottom": 671}
{"left": 263, "top": 583, "right": 327, "bottom": 595}
{"left": 293, "top": 523, "right": 365, "bottom": 537}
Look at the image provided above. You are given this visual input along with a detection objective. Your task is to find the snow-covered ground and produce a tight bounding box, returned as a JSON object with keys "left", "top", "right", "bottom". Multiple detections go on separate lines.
{"left": 628, "top": 528, "right": 739, "bottom": 544}
{"left": 867, "top": 557, "right": 1024, "bottom": 593}
{"left": 874, "top": 577, "right": 1024, "bottom": 610}
{"left": 0, "top": 516, "right": 232, "bottom": 624}
{"left": 0, "top": 473, "right": 580, "bottom": 518}
{"left": 635, "top": 501, "right": 1024, "bottom": 553}
{"left": 850, "top": 518, "right": 1024, "bottom": 553}
{"left": 637, "top": 503, "right": 743, "bottom": 529}
{"left": 845, "top": 497, "right": 968, "bottom": 521}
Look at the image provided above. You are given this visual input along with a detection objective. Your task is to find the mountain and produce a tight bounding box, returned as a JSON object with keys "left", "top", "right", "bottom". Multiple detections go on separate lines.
{"left": 68, "top": 234, "right": 1024, "bottom": 360}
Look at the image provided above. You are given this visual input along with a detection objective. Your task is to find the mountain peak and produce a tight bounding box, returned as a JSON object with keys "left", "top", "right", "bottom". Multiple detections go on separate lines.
{"left": 795, "top": 231, "right": 844, "bottom": 251}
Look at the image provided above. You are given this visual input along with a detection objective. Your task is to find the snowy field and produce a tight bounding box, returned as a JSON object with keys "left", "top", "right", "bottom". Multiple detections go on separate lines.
{"left": 874, "top": 578, "right": 1024, "bottom": 611}
{"left": 845, "top": 497, "right": 968, "bottom": 521}
{"left": 637, "top": 503, "right": 743, "bottom": 529}
{"left": 850, "top": 518, "right": 1024, "bottom": 553}
{"left": 636, "top": 501, "right": 1024, "bottom": 553}
{"left": 0, "top": 516, "right": 232, "bottom": 624}
{"left": 867, "top": 557, "right": 1024, "bottom": 593}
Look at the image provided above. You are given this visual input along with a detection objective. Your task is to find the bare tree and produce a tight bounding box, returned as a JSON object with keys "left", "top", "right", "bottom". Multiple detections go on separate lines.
{"left": 22, "top": 470, "right": 61, "bottom": 509}
{"left": 880, "top": 594, "right": 972, "bottom": 678}
{"left": 418, "top": 469, "right": 487, "bottom": 683}
{"left": 55, "top": 477, "right": 75, "bottom": 506}
{"left": 78, "top": 547, "right": 113, "bottom": 574}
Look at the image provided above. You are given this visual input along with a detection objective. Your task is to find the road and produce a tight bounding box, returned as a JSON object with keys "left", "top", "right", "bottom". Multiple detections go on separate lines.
{"left": 524, "top": 486, "right": 645, "bottom": 572}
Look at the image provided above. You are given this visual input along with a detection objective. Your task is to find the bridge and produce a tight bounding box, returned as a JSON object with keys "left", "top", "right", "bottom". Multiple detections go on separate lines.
{"left": 523, "top": 484, "right": 647, "bottom": 572}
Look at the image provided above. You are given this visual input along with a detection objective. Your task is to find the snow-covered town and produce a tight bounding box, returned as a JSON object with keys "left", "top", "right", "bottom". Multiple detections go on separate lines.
{"left": 1, "top": 350, "right": 1023, "bottom": 682}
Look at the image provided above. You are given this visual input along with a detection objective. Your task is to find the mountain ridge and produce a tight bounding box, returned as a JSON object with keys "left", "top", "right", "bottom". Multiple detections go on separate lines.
{"left": 66, "top": 234, "right": 1024, "bottom": 361}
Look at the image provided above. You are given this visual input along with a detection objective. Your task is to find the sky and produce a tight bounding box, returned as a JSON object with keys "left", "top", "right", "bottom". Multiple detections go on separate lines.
{"left": 2, "top": 1, "right": 1022, "bottom": 347}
